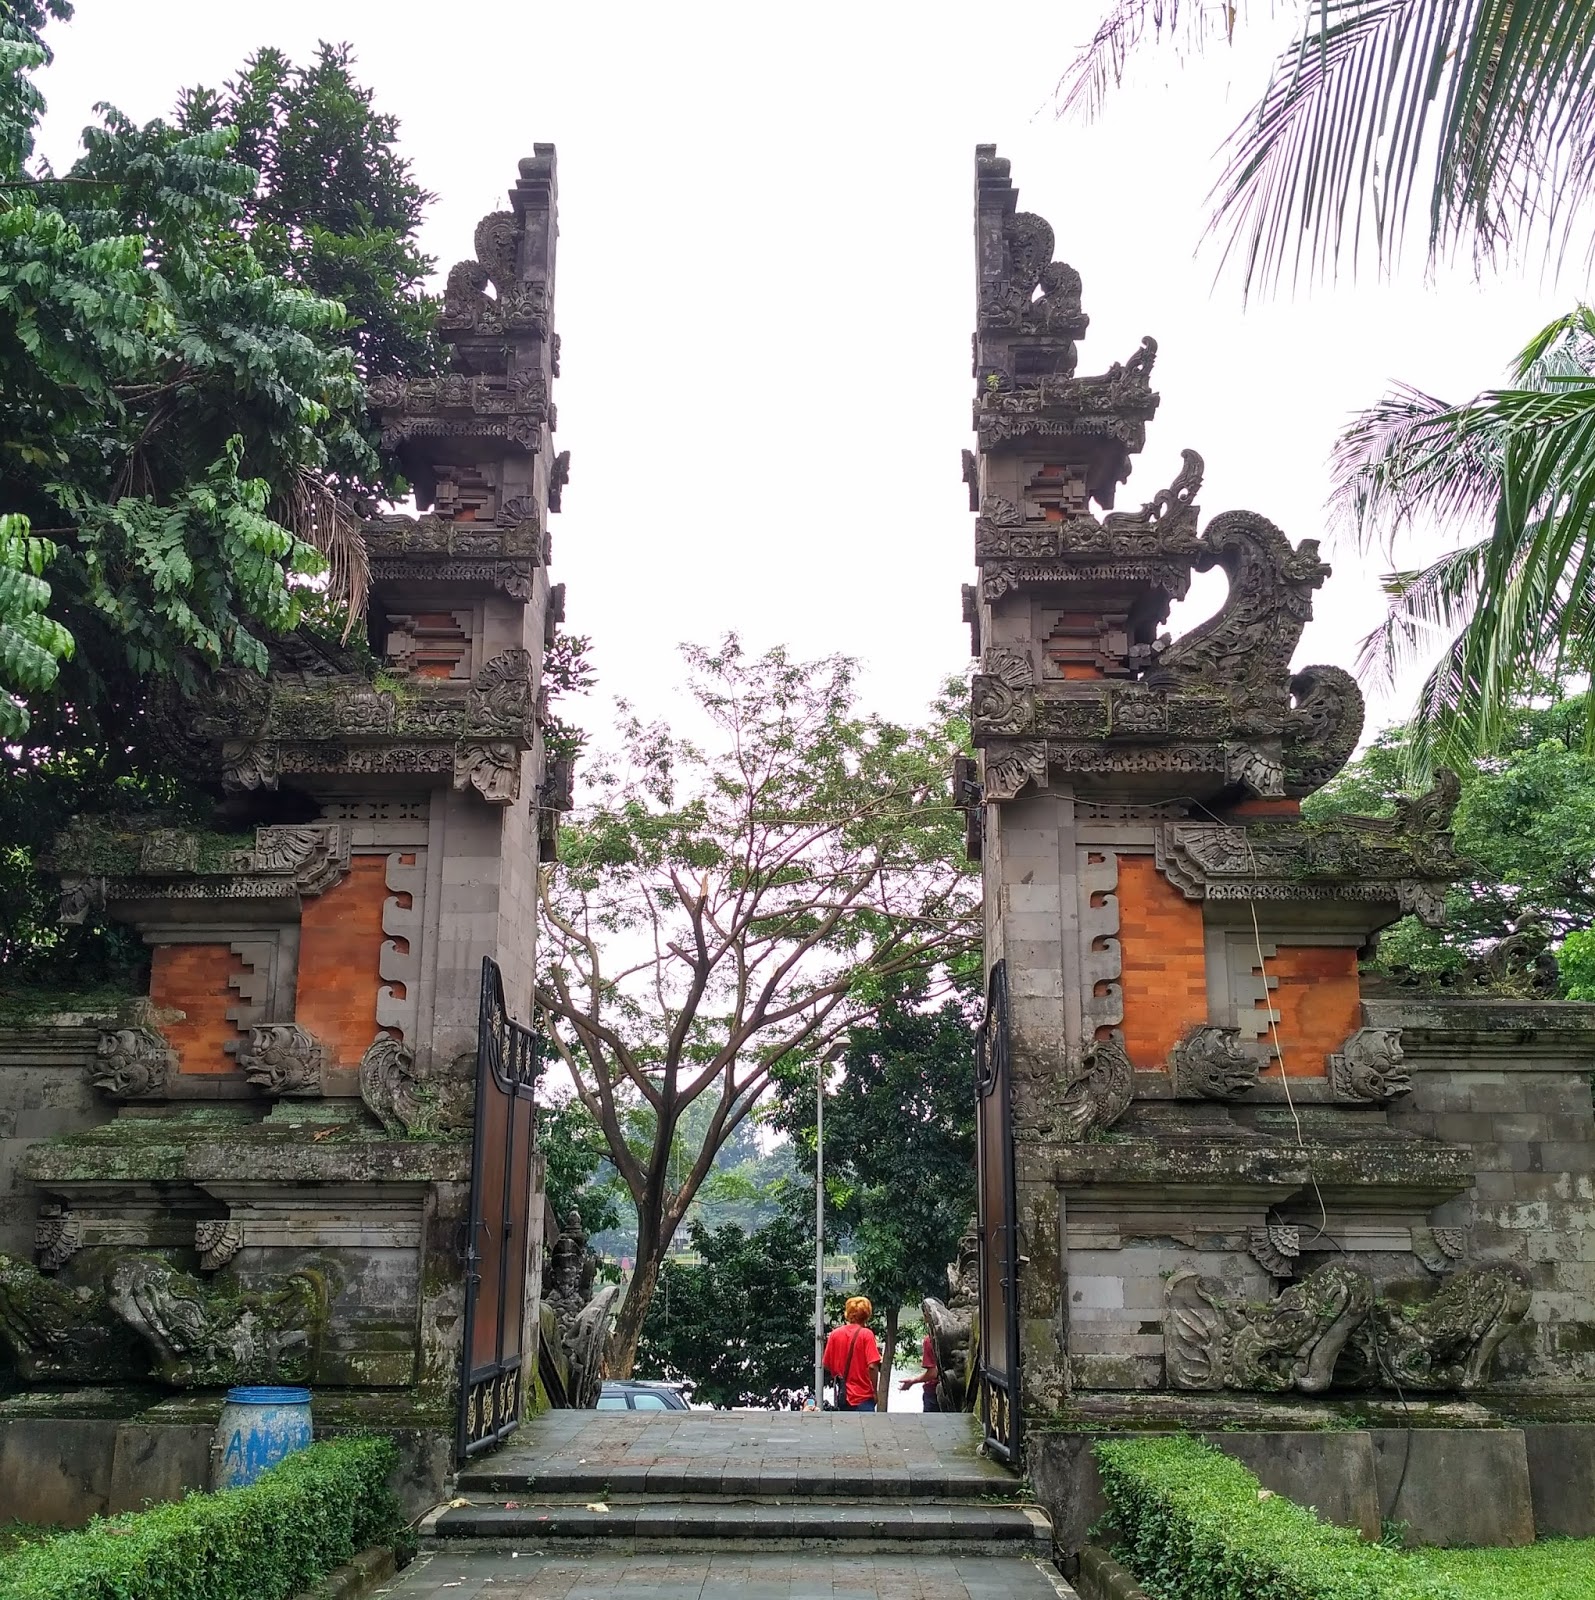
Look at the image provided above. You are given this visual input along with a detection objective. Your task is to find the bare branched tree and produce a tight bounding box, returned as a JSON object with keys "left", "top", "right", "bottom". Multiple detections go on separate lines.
{"left": 535, "top": 638, "right": 979, "bottom": 1375}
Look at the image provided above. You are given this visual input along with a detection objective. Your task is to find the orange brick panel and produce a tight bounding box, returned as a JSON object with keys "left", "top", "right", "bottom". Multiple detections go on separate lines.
{"left": 149, "top": 943, "right": 247, "bottom": 1074}
{"left": 296, "top": 854, "right": 391, "bottom": 1067}
{"left": 1115, "top": 855, "right": 1208, "bottom": 1070}
{"left": 1256, "top": 945, "right": 1361, "bottom": 1078}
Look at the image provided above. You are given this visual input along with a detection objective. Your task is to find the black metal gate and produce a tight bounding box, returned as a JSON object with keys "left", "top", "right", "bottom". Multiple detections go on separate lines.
{"left": 457, "top": 956, "right": 542, "bottom": 1461}
{"left": 975, "top": 958, "right": 1020, "bottom": 1464}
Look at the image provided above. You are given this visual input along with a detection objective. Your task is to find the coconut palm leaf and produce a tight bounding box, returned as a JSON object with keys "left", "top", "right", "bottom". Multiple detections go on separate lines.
{"left": 1061, "top": 0, "right": 1595, "bottom": 294}
{"left": 1334, "top": 306, "right": 1595, "bottom": 773}
{"left": 277, "top": 469, "right": 369, "bottom": 635}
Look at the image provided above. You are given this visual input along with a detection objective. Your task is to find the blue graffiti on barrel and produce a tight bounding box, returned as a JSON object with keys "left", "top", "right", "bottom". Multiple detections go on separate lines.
{"left": 213, "top": 1386, "right": 314, "bottom": 1490}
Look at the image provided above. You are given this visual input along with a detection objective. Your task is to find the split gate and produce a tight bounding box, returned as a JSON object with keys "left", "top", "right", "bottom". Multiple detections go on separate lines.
{"left": 975, "top": 958, "right": 1021, "bottom": 1464}
{"left": 457, "top": 957, "right": 542, "bottom": 1460}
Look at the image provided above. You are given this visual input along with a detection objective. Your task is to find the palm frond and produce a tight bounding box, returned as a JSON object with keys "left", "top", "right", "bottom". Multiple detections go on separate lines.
{"left": 277, "top": 471, "right": 369, "bottom": 633}
{"left": 1054, "top": 0, "right": 1243, "bottom": 121}
{"left": 1335, "top": 305, "right": 1595, "bottom": 773}
{"left": 1206, "top": 0, "right": 1595, "bottom": 294}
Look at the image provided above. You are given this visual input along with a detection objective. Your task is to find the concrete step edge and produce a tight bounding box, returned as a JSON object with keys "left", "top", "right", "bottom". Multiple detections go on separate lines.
{"left": 433, "top": 1505, "right": 1051, "bottom": 1543}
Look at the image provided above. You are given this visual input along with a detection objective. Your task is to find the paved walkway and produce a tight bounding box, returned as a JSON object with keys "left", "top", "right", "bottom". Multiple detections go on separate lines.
{"left": 373, "top": 1549, "right": 1071, "bottom": 1599}
{"left": 381, "top": 1411, "right": 1076, "bottom": 1600}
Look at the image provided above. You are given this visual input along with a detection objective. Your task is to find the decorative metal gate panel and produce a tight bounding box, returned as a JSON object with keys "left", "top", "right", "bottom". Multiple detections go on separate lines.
{"left": 975, "top": 957, "right": 1020, "bottom": 1464}
{"left": 457, "top": 957, "right": 542, "bottom": 1460}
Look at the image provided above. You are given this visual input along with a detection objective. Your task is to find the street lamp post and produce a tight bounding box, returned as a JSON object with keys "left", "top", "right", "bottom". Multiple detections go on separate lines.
{"left": 812, "top": 1057, "right": 825, "bottom": 1406}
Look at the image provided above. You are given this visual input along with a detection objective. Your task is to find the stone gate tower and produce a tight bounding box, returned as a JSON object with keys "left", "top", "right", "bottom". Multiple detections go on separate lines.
{"left": 962, "top": 146, "right": 1595, "bottom": 1518}
{"left": 0, "top": 150, "right": 586, "bottom": 1515}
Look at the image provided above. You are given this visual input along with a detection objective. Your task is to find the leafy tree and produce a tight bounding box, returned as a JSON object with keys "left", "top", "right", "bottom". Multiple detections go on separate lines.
{"left": 538, "top": 1092, "right": 624, "bottom": 1240}
{"left": 1333, "top": 308, "right": 1595, "bottom": 771}
{"left": 633, "top": 1217, "right": 813, "bottom": 1407}
{"left": 175, "top": 42, "right": 440, "bottom": 385}
{"left": 772, "top": 990, "right": 977, "bottom": 1409}
{"left": 536, "top": 639, "right": 978, "bottom": 1375}
{"left": 0, "top": 14, "right": 435, "bottom": 984}
{"left": 1305, "top": 688, "right": 1595, "bottom": 984}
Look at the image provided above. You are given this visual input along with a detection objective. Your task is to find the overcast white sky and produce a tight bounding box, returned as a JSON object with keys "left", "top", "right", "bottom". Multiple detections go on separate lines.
{"left": 34, "top": 1, "right": 1572, "bottom": 740}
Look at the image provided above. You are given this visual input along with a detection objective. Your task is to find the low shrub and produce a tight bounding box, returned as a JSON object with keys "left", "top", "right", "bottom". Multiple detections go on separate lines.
{"left": 0, "top": 1435, "right": 402, "bottom": 1600}
{"left": 1094, "top": 1434, "right": 1460, "bottom": 1600}
{"left": 1408, "top": 1537, "right": 1595, "bottom": 1600}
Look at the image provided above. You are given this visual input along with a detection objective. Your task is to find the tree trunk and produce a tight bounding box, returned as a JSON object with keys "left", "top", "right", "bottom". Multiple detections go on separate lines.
{"left": 877, "top": 1302, "right": 898, "bottom": 1412}
{"left": 606, "top": 1247, "right": 661, "bottom": 1378}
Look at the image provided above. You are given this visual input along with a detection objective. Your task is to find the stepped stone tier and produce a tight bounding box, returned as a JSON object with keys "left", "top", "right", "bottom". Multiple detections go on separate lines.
{"left": 957, "top": 147, "right": 1595, "bottom": 1524}
{"left": 0, "top": 150, "right": 601, "bottom": 1520}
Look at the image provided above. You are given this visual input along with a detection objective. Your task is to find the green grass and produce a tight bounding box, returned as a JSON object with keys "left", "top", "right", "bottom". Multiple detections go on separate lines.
{"left": 1407, "top": 1539, "right": 1595, "bottom": 1600}
{"left": 0, "top": 1524, "right": 53, "bottom": 1558}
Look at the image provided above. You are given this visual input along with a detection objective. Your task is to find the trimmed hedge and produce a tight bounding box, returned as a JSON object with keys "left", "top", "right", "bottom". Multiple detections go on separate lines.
{"left": 1095, "top": 1435, "right": 1461, "bottom": 1600}
{"left": 0, "top": 1435, "right": 402, "bottom": 1600}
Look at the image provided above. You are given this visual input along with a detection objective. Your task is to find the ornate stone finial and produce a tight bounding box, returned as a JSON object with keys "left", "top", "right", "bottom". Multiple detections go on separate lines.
{"left": 1171, "top": 1025, "right": 1261, "bottom": 1100}
{"left": 195, "top": 1219, "right": 245, "bottom": 1273}
{"left": 1329, "top": 1028, "right": 1410, "bottom": 1104}
{"left": 237, "top": 1025, "right": 326, "bottom": 1097}
{"left": 108, "top": 1255, "right": 327, "bottom": 1388}
{"left": 34, "top": 1209, "right": 82, "bottom": 1272}
{"left": 1165, "top": 1262, "right": 1373, "bottom": 1394}
{"left": 1412, "top": 1224, "right": 1468, "bottom": 1276}
{"left": 92, "top": 1017, "right": 176, "bottom": 1099}
{"left": 1247, "top": 1224, "right": 1301, "bottom": 1279}
{"left": 1058, "top": 1036, "right": 1133, "bottom": 1141}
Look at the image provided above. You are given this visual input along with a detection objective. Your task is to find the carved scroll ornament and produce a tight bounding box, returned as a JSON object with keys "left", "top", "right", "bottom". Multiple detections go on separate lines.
{"left": 93, "top": 1023, "right": 176, "bottom": 1099}
{"left": 359, "top": 1036, "right": 473, "bottom": 1137}
{"left": 1058, "top": 1036, "right": 1133, "bottom": 1141}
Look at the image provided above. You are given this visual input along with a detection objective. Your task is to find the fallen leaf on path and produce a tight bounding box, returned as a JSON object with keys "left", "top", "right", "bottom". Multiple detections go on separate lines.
{"left": 585, "top": 1502, "right": 609, "bottom": 1512}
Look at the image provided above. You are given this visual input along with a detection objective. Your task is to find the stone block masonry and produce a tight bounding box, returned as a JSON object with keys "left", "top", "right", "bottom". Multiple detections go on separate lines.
{"left": 956, "top": 141, "right": 1595, "bottom": 1481}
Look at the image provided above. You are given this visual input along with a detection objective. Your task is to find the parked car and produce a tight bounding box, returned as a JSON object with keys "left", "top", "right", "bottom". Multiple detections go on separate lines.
{"left": 597, "top": 1379, "right": 691, "bottom": 1411}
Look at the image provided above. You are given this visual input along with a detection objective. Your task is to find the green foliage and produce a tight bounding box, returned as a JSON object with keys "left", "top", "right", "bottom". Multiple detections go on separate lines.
{"left": 1304, "top": 691, "right": 1595, "bottom": 987}
{"left": 1061, "top": 1, "right": 1595, "bottom": 295}
{"left": 0, "top": 19, "right": 435, "bottom": 985}
{"left": 1334, "top": 309, "right": 1595, "bottom": 771}
{"left": 0, "top": 514, "right": 72, "bottom": 737}
{"left": 1095, "top": 1434, "right": 1460, "bottom": 1600}
{"left": 541, "top": 630, "right": 596, "bottom": 762}
{"left": 175, "top": 41, "right": 440, "bottom": 387}
{"left": 0, "top": 1435, "right": 402, "bottom": 1600}
{"left": 539, "top": 1090, "right": 625, "bottom": 1238}
{"left": 1407, "top": 1537, "right": 1595, "bottom": 1600}
{"left": 772, "top": 988, "right": 976, "bottom": 1328}
{"left": 634, "top": 1217, "right": 813, "bottom": 1407}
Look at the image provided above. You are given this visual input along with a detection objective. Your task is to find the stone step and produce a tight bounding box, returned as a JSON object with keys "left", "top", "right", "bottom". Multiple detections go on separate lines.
{"left": 455, "top": 1461, "right": 1019, "bottom": 1500}
{"left": 429, "top": 1498, "right": 1054, "bottom": 1555}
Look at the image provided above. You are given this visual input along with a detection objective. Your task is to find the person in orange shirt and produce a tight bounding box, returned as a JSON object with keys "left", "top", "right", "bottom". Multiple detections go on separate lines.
{"left": 823, "top": 1295, "right": 881, "bottom": 1412}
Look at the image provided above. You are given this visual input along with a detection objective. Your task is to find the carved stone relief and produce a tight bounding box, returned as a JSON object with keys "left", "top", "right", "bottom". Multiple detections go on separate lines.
{"left": 1059, "top": 1036, "right": 1133, "bottom": 1141}
{"left": 1248, "top": 1224, "right": 1301, "bottom": 1279}
{"left": 237, "top": 1025, "right": 326, "bottom": 1096}
{"left": 359, "top": 1035, "right": 473, "bottom": 1137}
{"left": 34, "top": 1209, "right": 82, "bottom": 1271}
{"left": 1171, "top": 1025, "right": 1261, "bottom": 1100}
{"left": 1165, "top": 1263, "right": 1373, "bottom": 1393}
{"left": 0, "top": 1252, "right": 149, "bottom": 1382}
{"left": 1165, "top": 1261, "right": 1529, "bottom": 1393}
{"left": 1329, "top": 1028, "right": 1410, "bottom": 1104}
{"left": 196, "top": 1219, "right": 245, "bottom": 1273}
{"left": 108, "top": 1255, "right": 327, "bottom": 1388}
{"left": 922, "top": 1227, "right": 980, "bottom": 1414}
{"left": 982, "top": 741, "right": 1046, "bottom": 803}
{"left": 93, "top": 1021, "right": 176, "bottom": 1099}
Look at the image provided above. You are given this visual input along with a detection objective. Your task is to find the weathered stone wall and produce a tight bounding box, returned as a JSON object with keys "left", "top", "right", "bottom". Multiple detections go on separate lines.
{"left": 1375, "top": 994, "right": 1595, "bottom": 1383}
{"left": 0, "top": 1019, "right": 115, "bottom": 1260}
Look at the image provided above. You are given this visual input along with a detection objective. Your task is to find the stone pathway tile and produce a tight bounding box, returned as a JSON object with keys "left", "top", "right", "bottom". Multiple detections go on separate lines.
{"left": 374, "top": 1549, "right": 1073, "bottom": 1599}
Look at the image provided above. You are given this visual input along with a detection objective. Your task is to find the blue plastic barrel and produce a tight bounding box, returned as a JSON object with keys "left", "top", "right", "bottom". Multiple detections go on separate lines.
{"left": 212, "top": 1386, "right": 313, "bottom": 1490}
